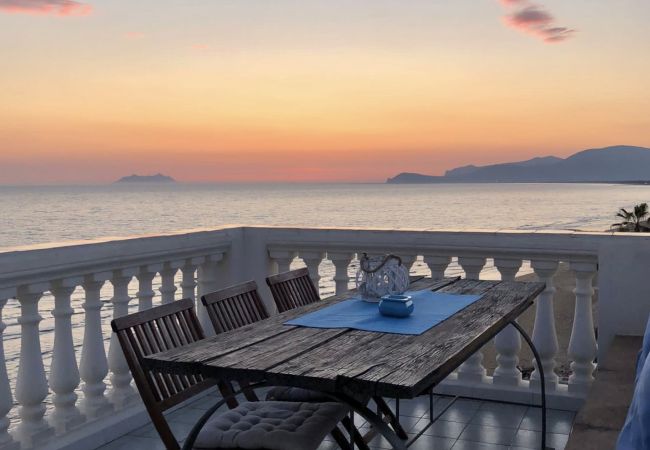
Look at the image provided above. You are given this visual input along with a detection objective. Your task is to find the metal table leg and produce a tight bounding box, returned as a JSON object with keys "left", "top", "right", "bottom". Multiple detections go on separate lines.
{"left": 510, "top": 320, "right": 548, "bottom": 450}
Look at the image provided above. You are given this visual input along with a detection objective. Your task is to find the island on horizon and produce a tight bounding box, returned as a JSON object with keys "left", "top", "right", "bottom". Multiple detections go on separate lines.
{"left": 387, "top": 145, "right": 650, "bottom": 184}
{"left": 114, "top": 173, "right": 176, "bottom": 183}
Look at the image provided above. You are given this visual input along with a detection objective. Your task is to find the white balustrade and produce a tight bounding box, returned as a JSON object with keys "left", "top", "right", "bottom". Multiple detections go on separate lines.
{"left": 493, "top": 259, "right": 523, "bottom": 386}
{"left": 300, "top": 251, "right": 326, "bottom": 287}
{"left": 328, "top": 252, "right": 354, "bottom": 294}
{"left": 423, "top": 254, "right": 451, "bottom": 279}
{"left": 136, "top": 266, "right": 157, "bottom": 311}
{"left": 567, "top": 261, "right": 598, "bottom": 393}
{"left": 268, "top": 249, "right": 297, "bottom": 274}
{"left": 159, "top": 262, "right": 178, "bottom": 304}
{"left": 79, "top": 276, "right": 112, "bottom": 419}
{"left": 530, "top": 260, "right": 559, "bottom": 389}
{"left": 181, "top": 259, "right": 198, "bottom": 304}
{"left": 0, "top": 297, "right": 19, "bottom": 450}
{"left": 107, "top": 270, "right": 136, "bottom": 409}
{"left": 197, "top": 255, "right": 222, "bottom": 334}
{"left": 14, "top": 285, "right": 52, "bottom": 448}
{"left": 456, "top": 256, "right": 487, "bottom": 383}
{"left": 49, "top": 279, "right": 84, "bottom": 434}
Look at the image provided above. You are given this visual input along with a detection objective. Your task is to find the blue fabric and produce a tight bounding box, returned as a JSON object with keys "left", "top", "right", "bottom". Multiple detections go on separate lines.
{"left": 617, "top": 350, "right": 650, "bottom": 450}
{"left": 284, "top": 290, "right": 483, "bottom": 336}
{"left": 636, "top": 315, "right": 650, "bottom": 382}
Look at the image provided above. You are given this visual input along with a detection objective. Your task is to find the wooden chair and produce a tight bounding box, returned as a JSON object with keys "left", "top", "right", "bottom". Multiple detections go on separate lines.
{"left": 202, "top": 280, "right": 370, "bottom": 450}
{"left": 266, "top": 267, "right": 320, "bottom": 313}
{"left": 112, "top": 299, "right": 350, "bottom": 450}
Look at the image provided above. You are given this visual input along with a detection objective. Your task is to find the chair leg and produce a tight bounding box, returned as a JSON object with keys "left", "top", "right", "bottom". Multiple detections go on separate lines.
{"left": 341, "top": 416, "right": 370, "bottom": 450}
{"left": 373, "top": 396, "right": 408, "bottom": 440}
{"left": 330, "top": 426, "right": 352, "bottom": 449}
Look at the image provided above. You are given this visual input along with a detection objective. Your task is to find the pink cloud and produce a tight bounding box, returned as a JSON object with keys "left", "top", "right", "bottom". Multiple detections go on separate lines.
{"left": 125, "top": 31, "right": 145, "bottom": 39}
{"left": 499, "top": 1, "right": 576, "bottom": 43}
{"left": 0, "top": 0, "right": 91, "bottom": 16}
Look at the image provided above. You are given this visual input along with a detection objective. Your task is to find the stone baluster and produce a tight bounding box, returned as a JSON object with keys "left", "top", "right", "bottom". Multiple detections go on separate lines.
{"left": 159, "top": 262, "right": 178, "bottom": 304}
{"left": 107, "top": 270, "right": 136, "bottom": 409}
{"left": 493, "top": 258, "right": 523, "bottom": 386}
{"left": 136, "top": 265, "right": 157, "bottom": 311}
{"left": 300, "top": 251, "right": 326, "bottom": 290}
{"left": 269, "top": 250, "right": 298, "bottom": 274}
{"left": 181, "top": 259, "right": 198, "bottom": 304}
{"left": 456, "top": 256, "right": 487, "bottom": 383}
{"left": 79, "top": 276, "right": 112, "bottom": 418}
{"left": 14, "top": 285, "right": 53, "bottom": 448}
{"left": 423, "top": 254, "right": 451, "bottom": 279}
{"left": 567, "top": 262, "right": 598, "bottom": 393}
{"left": 530, "top": 260, "right": 559, "bottom": 390}
{"left": 49, "top": 279, "right": 84, "bottom": 434}
{"left": 198, "top": 255, "right": 222, "bottom": 334}
{"left": 0, "top": 295, "right": 19, "bottom": 450}
{"left": 328, "top": 252, "right": 354, "bottom": 294}
{"left": 398, "top": 254, "right": 418, "bottom": 276}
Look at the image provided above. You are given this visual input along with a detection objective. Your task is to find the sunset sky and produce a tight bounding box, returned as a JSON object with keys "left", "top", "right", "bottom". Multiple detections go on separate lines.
{"left": 1, "top": 0, "right": 649, "bottom": 184}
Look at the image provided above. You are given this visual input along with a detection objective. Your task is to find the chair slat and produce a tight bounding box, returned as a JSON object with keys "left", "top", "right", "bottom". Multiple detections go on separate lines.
{"left": 266, "top": 268, "right": 320, "bottom": 313}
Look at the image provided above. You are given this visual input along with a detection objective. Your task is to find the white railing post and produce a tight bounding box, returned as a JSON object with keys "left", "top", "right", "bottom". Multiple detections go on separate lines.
{"left": 49, "top": 279, "right": 84, "bottom": 434}
{"left": 568, "top": 261, "right": 598, "bottom": 393}
{"left": 136, "top": 265, "right": 157, "bottom": 311}
{"left": 493, "top": 258, "right": 523, "bottom": 386}
{"left": 79, "top": 276, "right": 112, "bottom": 418}
{"left": 14, "top": 285, "right": 53, "bottom": 448}
{"left": 159, "top": 262, "right": 178, "bottom": 304}
{"left": 398, "top": 254, "right": 418, "bottom": 276}
{"left": 456, "top": 256, "right": 487, "bottom": 383}
{"left": 328, "top": 252, "right": 354, "bottom": 295}
{"left": 197, "top": 255, "right": 222, "bottom": 334}
{"left": 530, "top": 260, "right": 559, "bottom": 390}
{"left": 0, "top": 296, "right": 19, "bottom": 450}
{"left": 268, "top": 250, "right": 297, "bottom": 274}
{"left": 423, "top": 254, "right": 451, "bottom": 279}
{"left": 181, "top": 259, "right": 198, "bottom": 304}
{"left": 107, "top": 270, "right": 136, "bottom": 409}
{"left": 300, "top": 251, "right": 325, "bottom": 288}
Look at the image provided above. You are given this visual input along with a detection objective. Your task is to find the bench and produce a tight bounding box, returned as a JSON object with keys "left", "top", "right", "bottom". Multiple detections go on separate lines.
{"left": 566, "top": 335, "right": 642, "bottom": 450}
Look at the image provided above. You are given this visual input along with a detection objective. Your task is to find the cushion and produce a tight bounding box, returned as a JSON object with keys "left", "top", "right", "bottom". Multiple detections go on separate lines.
{"left": 193, "top": 401, "right": 348, "bottom": 450}
{"left": 617, "top": 353, "right": 650, "bottom": 450}
{"left": 265, "top": 387, "right": 332, "bottom": 403}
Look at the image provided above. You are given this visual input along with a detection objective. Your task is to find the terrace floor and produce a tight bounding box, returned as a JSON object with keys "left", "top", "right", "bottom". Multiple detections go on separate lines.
{"left": 95, "top": 388, "right": 575, "bottom": 450}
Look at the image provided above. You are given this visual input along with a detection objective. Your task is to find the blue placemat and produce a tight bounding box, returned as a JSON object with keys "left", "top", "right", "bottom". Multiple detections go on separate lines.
{"left": 284, "top": 290, "right": 483, "bottom": 335}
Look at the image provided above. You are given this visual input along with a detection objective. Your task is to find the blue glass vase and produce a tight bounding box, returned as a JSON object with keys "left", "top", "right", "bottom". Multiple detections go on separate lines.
{"left": 378, "top": 294, "right": 414, "bottom": 318}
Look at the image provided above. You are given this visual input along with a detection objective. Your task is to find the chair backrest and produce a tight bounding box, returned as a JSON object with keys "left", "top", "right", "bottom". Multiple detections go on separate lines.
{"left": 266, "top": 267, "right": 320, "bottom": 313}
{"left": 201, "top": 280, "right": 269, "bottom": 333}
{"left": 111, "top": 299, "right": 216, "bottom": 450}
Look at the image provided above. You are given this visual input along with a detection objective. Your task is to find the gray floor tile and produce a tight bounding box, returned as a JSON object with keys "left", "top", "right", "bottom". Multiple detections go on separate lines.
{"left": 96, "top": 435, "right": 168, "bottom": 450}
{"left": 510, "top": 429, "right": 569, "bottom": 450}
{"left": 452, "top": 440, "right": 510, "bottom": 450}
{"left": 471, "top": 404, "right": 527, "bottom": 428}
{"left": 416, "top": 417, "right": 467, "bottom": 439}
{"left": 441, "top": 404, "right": 480, "bottom": 423}
{"left": 518, "top": 409, "right": 575, "bottom": 435}
{"left": 459, "top": 423, "right": 518, "bottom": 445}
{"left": 408, "top": 435, "right": 457, "bottom": 450}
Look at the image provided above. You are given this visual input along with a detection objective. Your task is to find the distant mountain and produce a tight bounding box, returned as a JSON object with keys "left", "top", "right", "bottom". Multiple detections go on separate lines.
{"left": 115, "top": 174, "right": 175, "bottom": 183}
{"left": 387, "top": 146, "right": 650, "bottom": 184}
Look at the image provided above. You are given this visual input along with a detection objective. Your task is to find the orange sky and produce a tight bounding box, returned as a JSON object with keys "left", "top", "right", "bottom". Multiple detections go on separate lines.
{"left": 1, "top": 0, "right": 649, "bottom": 183}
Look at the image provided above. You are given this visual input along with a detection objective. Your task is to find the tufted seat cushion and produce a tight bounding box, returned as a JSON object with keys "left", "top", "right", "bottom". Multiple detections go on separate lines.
{"left": 193, "top": 401, "right": 348, "bottom": 450}
{"left": 265, "top": 386, "right": 332, "bottom": 403}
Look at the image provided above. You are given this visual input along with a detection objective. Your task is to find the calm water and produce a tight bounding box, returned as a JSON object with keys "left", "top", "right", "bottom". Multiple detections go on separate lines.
{"left": 0, "top": 182, "right": 648, "bottom": 421}
{"left": 1, "top": 182, "right": 648, "bottom": 249}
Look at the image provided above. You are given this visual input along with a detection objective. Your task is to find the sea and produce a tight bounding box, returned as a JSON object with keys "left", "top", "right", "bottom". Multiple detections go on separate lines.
{"left": 0, "top": 182, "right": 648, "bottom": 420}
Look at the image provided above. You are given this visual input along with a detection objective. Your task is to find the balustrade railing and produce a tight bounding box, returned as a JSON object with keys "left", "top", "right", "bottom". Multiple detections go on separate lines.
{"left": 0, "top": 225, "right": 648, "bottom": 449}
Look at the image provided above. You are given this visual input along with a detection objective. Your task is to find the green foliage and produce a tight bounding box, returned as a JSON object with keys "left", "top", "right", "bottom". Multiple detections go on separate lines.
{"left": 612, "top": 202, "right": 650, "bottom": 232}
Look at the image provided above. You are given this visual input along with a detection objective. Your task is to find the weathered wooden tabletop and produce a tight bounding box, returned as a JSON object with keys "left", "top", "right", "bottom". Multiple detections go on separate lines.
{"left": 144, "top": 277, "right": 545, "bottom": 399}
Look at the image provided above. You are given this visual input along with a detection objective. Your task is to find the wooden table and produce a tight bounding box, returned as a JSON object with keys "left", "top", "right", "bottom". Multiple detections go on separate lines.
{"left": 145, "top": 277, "right": 546, "bottom": 450}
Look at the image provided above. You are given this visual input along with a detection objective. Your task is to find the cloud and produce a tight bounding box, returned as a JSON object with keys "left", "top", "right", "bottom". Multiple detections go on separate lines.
{"left": 0, "top": 0, "right": 91, "bottom": 16}
{"left": 498, "top": 1, "right": 576, "bottom": 43}
{"left": 124, "top": 32, "right": 145, "bottom": 39}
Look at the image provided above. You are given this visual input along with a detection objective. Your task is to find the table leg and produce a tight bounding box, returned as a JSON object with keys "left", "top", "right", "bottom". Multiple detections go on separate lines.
{"left": 510, "top": 320, "right": 548, "bottom": 450}
{"left": 373, "top": 396, "right": 409, "bottom": 439}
